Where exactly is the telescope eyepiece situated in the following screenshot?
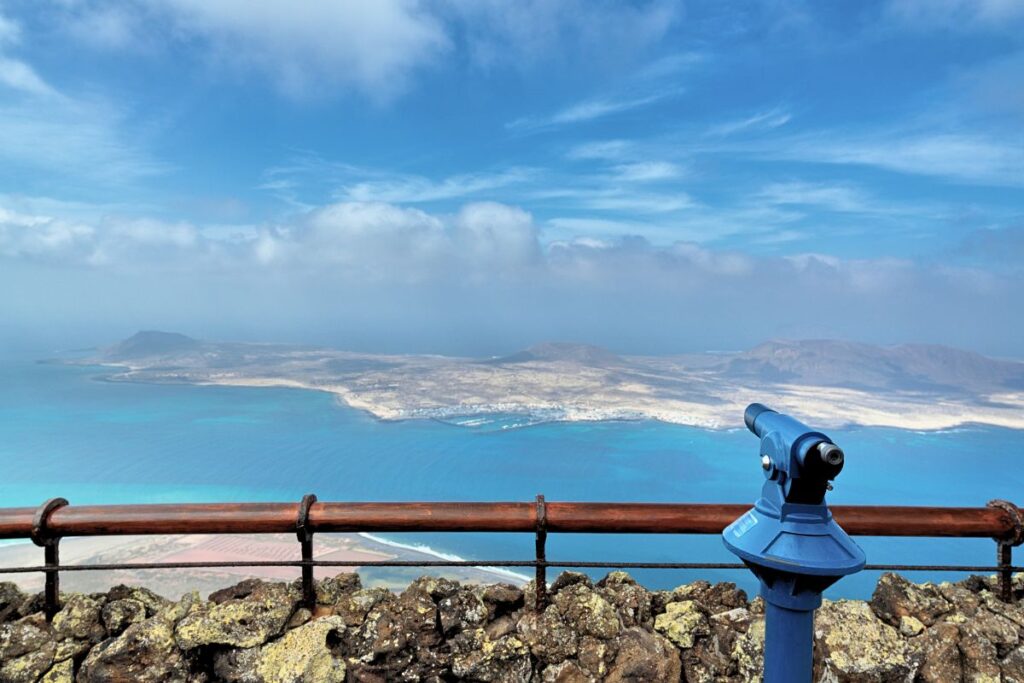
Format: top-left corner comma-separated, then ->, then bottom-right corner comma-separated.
744,403 -> 776,436
817,442 -> 844,467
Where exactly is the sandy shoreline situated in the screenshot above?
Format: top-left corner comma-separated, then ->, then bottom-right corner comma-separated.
205,375 -> 1024,432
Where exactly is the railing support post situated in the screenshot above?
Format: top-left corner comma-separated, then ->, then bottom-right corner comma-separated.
31,498 -> 69,621
988,499 -> 1022,603
535,494 -> 548,611
296,493 -> 317,610
997,542 -> 1013,603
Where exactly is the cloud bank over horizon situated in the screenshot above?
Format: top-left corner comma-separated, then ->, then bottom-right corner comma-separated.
2,195 -> 1019,357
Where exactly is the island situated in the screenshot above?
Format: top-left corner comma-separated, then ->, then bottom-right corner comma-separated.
65,331 -> 1024,432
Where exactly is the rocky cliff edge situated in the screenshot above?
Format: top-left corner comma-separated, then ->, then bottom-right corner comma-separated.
2,571 -> 1023,682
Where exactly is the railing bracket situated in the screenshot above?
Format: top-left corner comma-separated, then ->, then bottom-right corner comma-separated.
31,497 -> 69,621
535,494 -> 548,611
987,500 -> 1022,602
296,493 -> 317,609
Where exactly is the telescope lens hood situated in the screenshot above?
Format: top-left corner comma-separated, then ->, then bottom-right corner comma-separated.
744,403 -> 776,436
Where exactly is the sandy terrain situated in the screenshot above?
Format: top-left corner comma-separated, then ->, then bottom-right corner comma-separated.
0,532 -> 528,599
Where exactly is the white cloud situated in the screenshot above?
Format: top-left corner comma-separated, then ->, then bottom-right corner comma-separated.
0,10 -> 164,184
143,0 -> 450,99
0,96 -> 169,183
0,11 -> 57,97
453,201 -> 540,269
508,91 -> 678,131
0,206 -> 94,259
0,56 -> 57,96
0,11 -> 21,46
707,107 -> 791,137
611,161 -> 685,182
338,168 -> 535,204
758,182 -> 870,213
442,0 -> 680,70
566,140 -> 635,161
886,0 -> 1024,29
769,132 -> 1024,187
60,5 -> 148,51
47,1 -> 683,101
264,200 -> 540,282
531,186 -> 695,214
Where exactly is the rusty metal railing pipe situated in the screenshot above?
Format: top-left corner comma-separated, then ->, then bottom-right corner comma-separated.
0,501 -> 1018,541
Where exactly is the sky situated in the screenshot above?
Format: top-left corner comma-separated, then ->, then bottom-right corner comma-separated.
0,0 -> 1022,356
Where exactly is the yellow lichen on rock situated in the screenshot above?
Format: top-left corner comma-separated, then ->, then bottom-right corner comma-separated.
256,615 -> 347,683
40,658 -> 73,683
654,600 -> 709,649
815,600 -> 912,680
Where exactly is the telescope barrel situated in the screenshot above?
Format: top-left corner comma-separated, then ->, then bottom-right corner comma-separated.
744,402 -> 777,436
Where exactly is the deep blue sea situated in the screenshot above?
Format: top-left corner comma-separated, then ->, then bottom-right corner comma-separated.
2,356 -> 1022,599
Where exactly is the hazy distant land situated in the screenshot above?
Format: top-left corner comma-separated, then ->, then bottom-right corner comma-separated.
64,331 -> 1024,431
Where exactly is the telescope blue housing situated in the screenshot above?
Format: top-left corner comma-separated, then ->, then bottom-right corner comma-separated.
723,404 -> 865,681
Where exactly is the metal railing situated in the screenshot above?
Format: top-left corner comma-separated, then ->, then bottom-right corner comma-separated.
0,496 -> 1021,620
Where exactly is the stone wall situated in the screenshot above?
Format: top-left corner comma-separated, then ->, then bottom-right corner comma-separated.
1,570 -> 1022,682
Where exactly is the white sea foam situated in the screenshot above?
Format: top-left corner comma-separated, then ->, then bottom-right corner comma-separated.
358,533 -> 531,584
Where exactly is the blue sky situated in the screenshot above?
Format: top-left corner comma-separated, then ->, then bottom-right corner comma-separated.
0,0 -> 1022,355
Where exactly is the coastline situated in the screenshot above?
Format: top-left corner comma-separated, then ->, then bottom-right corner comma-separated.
186,373 -> 1024,433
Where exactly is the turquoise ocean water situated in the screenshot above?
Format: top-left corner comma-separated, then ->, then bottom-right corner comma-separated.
1,357 -> 1022,599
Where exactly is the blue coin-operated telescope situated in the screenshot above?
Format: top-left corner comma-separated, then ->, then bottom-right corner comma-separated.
723,403 -> 866,682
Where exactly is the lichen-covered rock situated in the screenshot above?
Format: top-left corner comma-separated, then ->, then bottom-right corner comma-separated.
898,614 -> 925,637
870,572 -> 951,627
681,605 -> 753,680
542,659 -> 592,682
575,635 -> 611,679
438,585 -> 487,635
551,571 -> 592,593
669,580 -> 748,616
39,657 -> 73,683
175,580 -> 297,649
52,637 -> 90,666
605,627 -> 680,682
960,621 -> 1003,682
78,613 -> 188,682
972,606 -> 1021,657
0,584 -> 25,624
338,579 -> 451,680
105,585 -> 169,617
1004,644 -> 1024,683
313,572 -> 361,606
0,614 -> 56,683
596,573 -> 652,628
212,645 -> 261,683
14,593 -> 44,621
2,572 -> 1021,682
451,633 -> 531,682
51,593 -> 105,643
517,606 -> 579,664
331,587 -> 394,627
101,599 -> 147,637
479,583 -> 523,621
653,599 -> 708,649
553,583 -> 622,640
732,615 -> 765,681
256,614 -> 347,683
937,580 -> 982,618
0,614 -> 53,661
814,599 -> 914,682
912,622 -> 962,683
